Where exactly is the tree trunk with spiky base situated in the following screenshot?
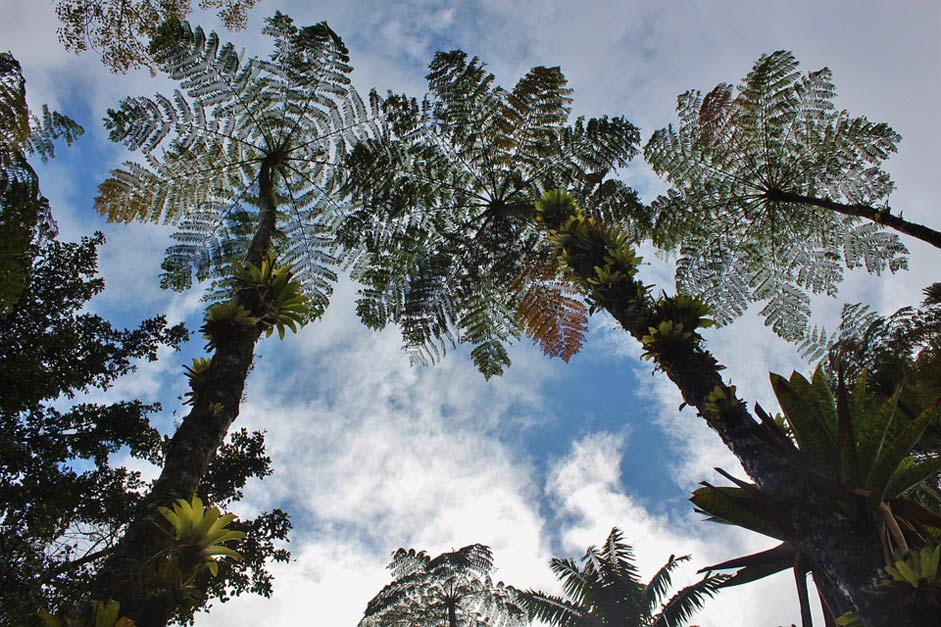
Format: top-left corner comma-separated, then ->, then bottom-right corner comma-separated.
88,15 -> 371,624
536,193 -> 936,627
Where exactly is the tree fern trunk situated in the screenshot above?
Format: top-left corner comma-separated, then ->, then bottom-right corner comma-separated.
766,189 -> 941,250
544,211 -> 936,627
447,600 -> 458,627
91,160 -> 280,626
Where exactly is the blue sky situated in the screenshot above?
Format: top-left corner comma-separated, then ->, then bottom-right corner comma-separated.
4,0 -> 940,625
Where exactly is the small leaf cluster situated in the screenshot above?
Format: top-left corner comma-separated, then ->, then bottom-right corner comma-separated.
199,255 -> 311,352
641,293 -> 716,362
158,496 -> 245,581
39,600 -> 135,627
884,544 -> 941,589
231,254 -> 311,339
183,357 -> 212,406
540,190 -> 644,315
200,300 -> 259,352
703,384 -> 742,417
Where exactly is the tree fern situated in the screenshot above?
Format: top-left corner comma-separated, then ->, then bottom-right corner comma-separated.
360,544 -> 526,627
340,51 -> 644,377
644,50 -> 935,343
90,16 -> 376,624
98,14 -> 377,312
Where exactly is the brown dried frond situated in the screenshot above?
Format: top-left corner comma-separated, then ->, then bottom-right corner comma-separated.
515,264 -> 589,362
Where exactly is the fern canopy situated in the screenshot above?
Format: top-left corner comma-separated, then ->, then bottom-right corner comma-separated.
96,13 -> 377,315
359,544 -> 526,627
520,528 -> 725,627
645,50 -> 908,343
55,0 -> 261,73
340,50 -> 645,377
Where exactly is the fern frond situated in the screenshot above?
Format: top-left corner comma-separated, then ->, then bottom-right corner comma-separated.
340,51 -> 642,376
516,266 -> 588,362
98,15 -> 378,309
645,50 -> 908,344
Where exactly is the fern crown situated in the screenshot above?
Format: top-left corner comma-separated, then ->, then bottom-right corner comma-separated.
340,50 -> 644,377
645,50 -> 907,343
96,13 -> 379,311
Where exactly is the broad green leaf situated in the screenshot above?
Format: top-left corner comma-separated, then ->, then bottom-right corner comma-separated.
770,372 -> 838,473
691,485 -> 782,539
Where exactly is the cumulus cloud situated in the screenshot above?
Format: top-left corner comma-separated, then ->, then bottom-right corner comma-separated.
196,284 -> 557,623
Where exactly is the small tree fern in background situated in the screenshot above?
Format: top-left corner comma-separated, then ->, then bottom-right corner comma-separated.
91,14 -> 373,625
360,544 -> 526,627
645,50 -> 940,343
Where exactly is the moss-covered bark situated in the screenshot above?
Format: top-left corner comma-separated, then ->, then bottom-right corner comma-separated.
92,160 -> 280,626
539,200 -> 935,627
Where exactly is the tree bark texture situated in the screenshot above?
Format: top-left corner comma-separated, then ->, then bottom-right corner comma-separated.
766,189 -> 941,251
91,160 -> 280,626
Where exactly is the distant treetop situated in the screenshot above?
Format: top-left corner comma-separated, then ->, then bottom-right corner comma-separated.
55,0 -> 262,73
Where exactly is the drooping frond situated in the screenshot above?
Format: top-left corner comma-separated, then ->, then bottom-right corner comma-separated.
0,53 -> 83,309
645,50 -> 908,343
515,263 -> 589,362
526,528 -> 717,626
645,554 -> 691,609
96,14 -> 378,309
649,573 -> 726,627
518,590 -> 587,627
340,50 -> 643,376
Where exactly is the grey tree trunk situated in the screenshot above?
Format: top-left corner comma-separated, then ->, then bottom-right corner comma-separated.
544,209 -> 935,627
91,159 -> 280,626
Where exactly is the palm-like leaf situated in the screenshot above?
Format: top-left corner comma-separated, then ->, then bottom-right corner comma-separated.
96,13 -> 378,311
645,50 -> 911,343
649,574 -> 725,627
340,51 -> 644,377
692,366 -> 941,625
360,544 -> 526,627
521,528 -> 723,626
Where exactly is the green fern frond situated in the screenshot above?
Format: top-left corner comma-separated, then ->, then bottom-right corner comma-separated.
340,52 -> 643,377
645,50 -> 907,344
97,15 -> 376,305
